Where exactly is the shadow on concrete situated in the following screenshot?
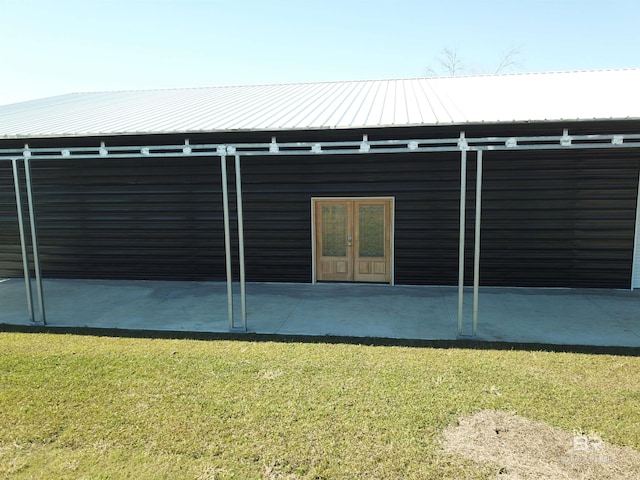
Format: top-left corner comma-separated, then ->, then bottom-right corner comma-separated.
1,323 -> 638,357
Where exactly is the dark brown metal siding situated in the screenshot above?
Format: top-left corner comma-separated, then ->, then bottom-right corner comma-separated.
240,150 -> 639,288
479,150 -> 639,288
24,157 -> 227,280
238,152 -> 462,284
0,121 -> 638,288
0,163 -> 22,276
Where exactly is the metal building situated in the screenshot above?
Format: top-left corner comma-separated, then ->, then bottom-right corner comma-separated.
1,69 -> 639,334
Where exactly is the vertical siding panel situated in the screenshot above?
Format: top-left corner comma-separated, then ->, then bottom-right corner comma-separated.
481,151 -> 639,288
26,156 -> 228,280
0,163 -> 24,276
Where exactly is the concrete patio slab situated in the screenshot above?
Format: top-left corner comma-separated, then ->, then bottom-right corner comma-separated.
1,278 -> 638,348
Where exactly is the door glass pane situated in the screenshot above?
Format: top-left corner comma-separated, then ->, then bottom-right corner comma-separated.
322,205 -> 347,256
359,205 -> 385,257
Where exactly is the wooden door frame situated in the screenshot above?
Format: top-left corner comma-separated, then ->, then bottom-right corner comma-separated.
311,197 -> 395,285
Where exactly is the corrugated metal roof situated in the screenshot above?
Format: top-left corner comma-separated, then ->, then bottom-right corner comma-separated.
1,69 -> 639,138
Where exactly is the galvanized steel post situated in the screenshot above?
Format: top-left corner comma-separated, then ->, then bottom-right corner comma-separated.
220,153 -> 234,329
234,154 -> 247,331
472,150 -> 483,336
457,135 -> 467,336
632,168 -> 640,290
23,156 -> 46,324
11,159 -> 35,322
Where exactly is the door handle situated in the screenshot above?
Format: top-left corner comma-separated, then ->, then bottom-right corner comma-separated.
347,235 -> 352,246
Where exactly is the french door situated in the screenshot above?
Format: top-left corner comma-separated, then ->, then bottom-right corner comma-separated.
313,198 -> 393,283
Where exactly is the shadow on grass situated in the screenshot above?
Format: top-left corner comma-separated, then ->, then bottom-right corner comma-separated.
1,323 -> 639,357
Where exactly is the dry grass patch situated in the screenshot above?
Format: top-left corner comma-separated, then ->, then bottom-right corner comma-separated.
443,410 -> 640,479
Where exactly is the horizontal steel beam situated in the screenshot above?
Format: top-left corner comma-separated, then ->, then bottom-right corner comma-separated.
1,131 -> 640,161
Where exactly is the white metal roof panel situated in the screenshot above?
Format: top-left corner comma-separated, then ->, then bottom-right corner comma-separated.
1,69 -> 639,138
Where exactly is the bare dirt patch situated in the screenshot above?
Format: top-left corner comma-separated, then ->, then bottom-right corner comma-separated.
442,410 -> 640,479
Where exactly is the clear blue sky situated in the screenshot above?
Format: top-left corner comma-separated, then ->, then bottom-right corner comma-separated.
1,0 -> 639,105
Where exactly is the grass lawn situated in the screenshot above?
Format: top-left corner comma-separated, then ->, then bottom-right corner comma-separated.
0,332 -> 638,479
